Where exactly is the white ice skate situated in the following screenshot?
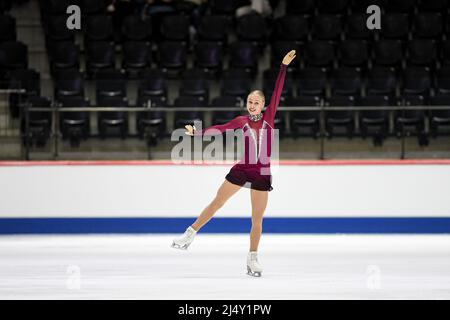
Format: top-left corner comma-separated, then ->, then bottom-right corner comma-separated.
246,251 -> 263,277
171,226 -> 197,250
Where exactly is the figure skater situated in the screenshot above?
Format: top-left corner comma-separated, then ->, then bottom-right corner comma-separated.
171,50 -> 296,277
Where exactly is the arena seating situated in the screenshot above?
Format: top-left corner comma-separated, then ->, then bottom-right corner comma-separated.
1,0 -> 450,148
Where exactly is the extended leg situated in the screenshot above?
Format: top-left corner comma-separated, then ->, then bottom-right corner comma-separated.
171,180 -> 241,250
247,189 -> 268,277
191,180 -> 241,231
250,189 -> 268,251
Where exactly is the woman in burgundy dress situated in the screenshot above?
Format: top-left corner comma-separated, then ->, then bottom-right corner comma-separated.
172,50 -> 296,277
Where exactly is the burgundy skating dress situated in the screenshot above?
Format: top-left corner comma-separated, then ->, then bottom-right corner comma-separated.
194,63 -> 287,191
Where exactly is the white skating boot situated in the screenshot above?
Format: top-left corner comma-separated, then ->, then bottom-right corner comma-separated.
171,226 -> 197,250
246,251 -> 263,277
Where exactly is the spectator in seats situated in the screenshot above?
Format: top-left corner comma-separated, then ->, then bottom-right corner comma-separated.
236,0 -> 274,18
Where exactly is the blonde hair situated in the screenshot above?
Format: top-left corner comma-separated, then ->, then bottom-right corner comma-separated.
248,90 -> 265,105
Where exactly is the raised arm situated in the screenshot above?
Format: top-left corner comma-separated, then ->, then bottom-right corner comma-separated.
265,50 -> 296,121
185,116 -> 245,137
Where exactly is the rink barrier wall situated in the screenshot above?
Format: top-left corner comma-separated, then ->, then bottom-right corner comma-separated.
1,159 -> 450,166
1,160 -> 450,234
0,217 -> 450,234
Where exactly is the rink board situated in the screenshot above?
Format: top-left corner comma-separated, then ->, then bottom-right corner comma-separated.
1,160 -> 450,234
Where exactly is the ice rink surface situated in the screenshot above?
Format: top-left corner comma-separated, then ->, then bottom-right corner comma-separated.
0,234 -> 449,300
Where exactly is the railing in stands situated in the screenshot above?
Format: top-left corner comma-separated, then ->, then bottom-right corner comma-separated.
0,88 -> 26,159
19,99 -> 450,161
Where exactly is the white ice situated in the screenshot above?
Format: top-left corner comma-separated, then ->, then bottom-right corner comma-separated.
0,234 -> 449,299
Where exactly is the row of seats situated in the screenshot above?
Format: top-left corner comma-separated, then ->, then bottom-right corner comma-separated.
41,11 -> 450,45
6,65 -> 450,110
274,13 -> 450,42
2,38 -> 450,80
44,39 -> 450,80
22,93 -> 450,148
39,0 -> 450,17
285,0 -> 450,14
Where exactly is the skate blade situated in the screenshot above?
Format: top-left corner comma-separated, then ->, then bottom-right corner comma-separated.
171,242 -> 189,250
246,266 -> 262,277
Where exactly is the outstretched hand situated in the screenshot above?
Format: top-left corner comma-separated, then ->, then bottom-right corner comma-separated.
282,50 -> 296,66
185,125 -> 195,136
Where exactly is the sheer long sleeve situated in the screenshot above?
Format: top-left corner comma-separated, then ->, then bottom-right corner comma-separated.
264,63 -> 287,121
193,116 -> 244,136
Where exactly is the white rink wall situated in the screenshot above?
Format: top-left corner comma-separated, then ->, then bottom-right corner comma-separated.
1,162 -> 450,218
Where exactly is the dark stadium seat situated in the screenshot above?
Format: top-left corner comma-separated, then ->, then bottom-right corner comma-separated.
312,14 -> 342,41
435,67 -> 450,95
330,67 -> 362,96
48,41 -> 80,74
429,95 -> 450,137
272,15 -> 308,44
229,41 -> 259,77
211,95 -> 242,125
284,96 -> 321,139
380,13 -> 409,40
121,15 -> 152,42
406,39 -> 437,68
365,66 -> 397,97
180,69 -> 210,101
80,0 -> 108,15
54,69 -> 85,100
0,14 -> 16,42
194,42 -> 223,77
208,0 -> 240,15
359,95 -> 393,145
372,40 -> 403,68
285,0 -> 315,16
160,15 -> 190,44
325,95 -> 356,139
263,68 -> 294,98
441,40 -> 450,66
395,95 -> 428,144
197,15 -> 229,46
136,96 -> 167,146
58,96 -> 91,147
21,96 -> 52,147
8,68 -> 40,118
304,40 -> 335,68
221,69 -> 252,99
317,0 -> 349,14
351,0 -> 386,13
236,12 -> 268,47
9,68 -> 40,96
402,66 -> 431,96
96,69 -> 127,104
174,95 -> 207,129
85,41 -> 115,78
412,13 -> 443,39
42,0 -> 72,15
385,0 -> 416,13
157,41 -> 187,77
85,15 -> 114,42
122,41 -> 152,78
137,69 -> 168,105
0,41 -> 28,71
296,67 -> 327,97
97,96 -> 129,139
418,0 -> 448,12
345,14 -> 374,41
44,15 -> 75,42
338,40 -> 369,69
0,0 -> 12,13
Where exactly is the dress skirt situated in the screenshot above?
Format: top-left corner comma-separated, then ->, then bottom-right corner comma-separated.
225,164 -> 273,191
